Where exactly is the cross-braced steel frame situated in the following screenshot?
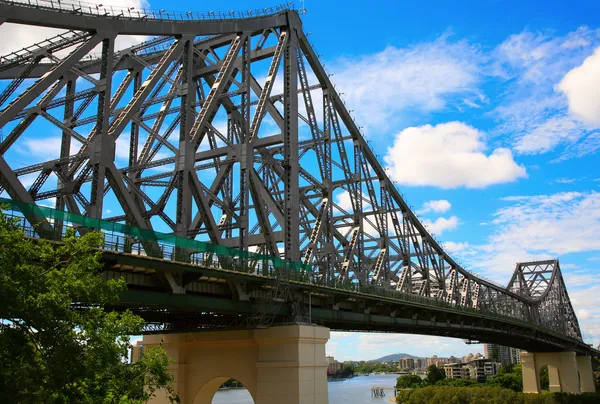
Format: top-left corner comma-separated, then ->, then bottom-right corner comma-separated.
0,0 -> 584,344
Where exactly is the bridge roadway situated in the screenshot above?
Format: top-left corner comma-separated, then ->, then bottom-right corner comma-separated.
105,248 -> 596,356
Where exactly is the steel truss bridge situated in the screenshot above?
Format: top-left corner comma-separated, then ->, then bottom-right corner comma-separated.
0,0 -> 596,356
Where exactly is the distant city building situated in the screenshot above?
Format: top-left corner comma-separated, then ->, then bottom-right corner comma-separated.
399,356 -> 415,370
326,356 -> 344,375
427,355 -> 449,367
446,359 -> 499,382
484,344 -> 520,366
444,363 -> 464,379
508,347 -> 521,365
415,357 -> 427,369
462,352 -> 483,363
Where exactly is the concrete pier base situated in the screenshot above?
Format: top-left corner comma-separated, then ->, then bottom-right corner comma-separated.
133,324 -> 330,404
521,351 -> 596,394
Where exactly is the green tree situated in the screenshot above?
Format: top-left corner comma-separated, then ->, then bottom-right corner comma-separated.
425,364 -> 446,385
486,364 -> 523,392
435,378 -> 479,387
486,372 -> 523,392
498,364 -> 515,374
539,366 -> 549,391
491,346 -> 500,362
0,211 -> 177,403
341,365 -> 355,378
396,374 -> 424,389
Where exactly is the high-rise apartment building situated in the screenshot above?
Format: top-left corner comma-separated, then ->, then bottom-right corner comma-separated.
399,356 -> 415,370
484,344 -> 520,366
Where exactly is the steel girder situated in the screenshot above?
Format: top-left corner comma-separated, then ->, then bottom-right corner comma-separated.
0,1 -> 584,344
507,260 -> 583,340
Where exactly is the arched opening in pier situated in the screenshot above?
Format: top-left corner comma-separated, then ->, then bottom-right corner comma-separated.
192,377 -> 254,404
539,365 -> 550,391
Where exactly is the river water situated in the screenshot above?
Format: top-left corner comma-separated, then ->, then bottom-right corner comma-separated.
212,374 -> 400,404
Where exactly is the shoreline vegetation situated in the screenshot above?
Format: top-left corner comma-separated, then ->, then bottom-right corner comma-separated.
395,364 -> 600,404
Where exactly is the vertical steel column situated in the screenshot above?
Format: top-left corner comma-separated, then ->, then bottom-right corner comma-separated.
176,37 -> 195,238
55,75 -> 76,233
380,183 -> 389,283
353,142 -> 363,282
224,114 -> 234,239
323,89 -> 333,282
88,36 -> 114,219
124,69 -> 143,253
238,35 -> 251,252
129,70 -> 142,177
283,29 -> 299,262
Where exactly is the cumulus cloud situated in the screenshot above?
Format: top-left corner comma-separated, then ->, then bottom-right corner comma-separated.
423,216 -> 459,235
384,122 -> 526,188
491,28 -> 600,159
452,191 -> 600,282
329,34 -> 483,131
0,0 -> 149,56
418,199 -> 451,214
443,241 -> 470,253
557,46 -> 600,126
513,116 -> 585,154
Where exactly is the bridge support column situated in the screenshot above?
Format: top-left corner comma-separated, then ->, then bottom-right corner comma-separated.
576,356 -> 596,393
521,351 -> 583,394
134,324 -> 330,404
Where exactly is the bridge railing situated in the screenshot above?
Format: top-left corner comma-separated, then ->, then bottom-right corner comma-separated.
0,0 -> 294,21
1,198 -> 309,273
0,198 -> 579,344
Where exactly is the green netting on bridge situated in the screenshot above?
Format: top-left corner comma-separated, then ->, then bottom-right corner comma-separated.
0,198 -> 310,272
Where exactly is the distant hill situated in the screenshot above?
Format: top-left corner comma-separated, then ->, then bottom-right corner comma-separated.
372,353 -> 417,362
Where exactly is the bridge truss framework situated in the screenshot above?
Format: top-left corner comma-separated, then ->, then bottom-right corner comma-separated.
0,0 -> 589,352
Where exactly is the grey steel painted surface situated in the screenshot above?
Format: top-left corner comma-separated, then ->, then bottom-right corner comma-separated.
0,0 -> 586,348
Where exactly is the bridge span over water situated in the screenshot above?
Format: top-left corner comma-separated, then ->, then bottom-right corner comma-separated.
0,0 -> 597,402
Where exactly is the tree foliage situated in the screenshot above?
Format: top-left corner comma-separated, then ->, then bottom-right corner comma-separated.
435,377 -> 479,387
491,346 -> 500,362
0,211 -> 177,403
426,365 -> 446,385
539,366 -> 550,391
486,364 -> 523,392
396,386 -> 600,404
396,374 -> 424,389
486,372 -> 523,392
347,361 -> 398,374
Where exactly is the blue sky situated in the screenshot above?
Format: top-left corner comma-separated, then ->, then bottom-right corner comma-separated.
1,0 -> 600,361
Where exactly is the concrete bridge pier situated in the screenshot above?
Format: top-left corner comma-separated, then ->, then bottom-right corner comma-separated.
132,324 -> 330,404
521,351 -> 596,394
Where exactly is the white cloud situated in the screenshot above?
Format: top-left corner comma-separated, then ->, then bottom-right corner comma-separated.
423,216 -> 458,236
334,190 -> 358,213
0,0 -> 149,56
452,191 -> 600,282
443,241 -> 470,253
18,136 -> 64,161
494,28 -> 600,84
557,46 -> 600,126
513,116 -> 585,154
418,199 -> 451,214
491,28 -> 600,159
490,192 -> 600,255
384,122 -> 526,188
568,285 -> 600,343
330,34 -> 483,131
